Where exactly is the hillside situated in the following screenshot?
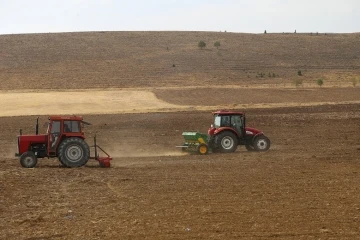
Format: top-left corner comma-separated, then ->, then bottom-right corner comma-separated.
0,31 -> 359,90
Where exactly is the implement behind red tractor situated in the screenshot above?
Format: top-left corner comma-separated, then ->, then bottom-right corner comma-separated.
179,110 -> 271,154
15,116 -> 112,168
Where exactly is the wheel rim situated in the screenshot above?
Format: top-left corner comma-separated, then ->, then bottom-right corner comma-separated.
24,156 -> 34,166
256,139 -> 268,150
65,145 -> 83,162
221,136 -> 234,149
199,145 -> 207,154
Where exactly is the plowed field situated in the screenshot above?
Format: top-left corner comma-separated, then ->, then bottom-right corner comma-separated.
1,31 -> 360,239
1,87 -> 360,240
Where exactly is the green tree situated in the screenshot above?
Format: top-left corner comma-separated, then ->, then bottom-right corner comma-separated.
298,70 -> 302,76
317,79 -> 324,87
198,41 -> 206,49
214,41 -> 221,49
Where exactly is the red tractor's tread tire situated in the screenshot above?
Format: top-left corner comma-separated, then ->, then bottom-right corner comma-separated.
20,151 -> 38,168
58,138 -> 90,168
58,155 -> 66,167
253,135 -> 271,151
215,131 -> 239,153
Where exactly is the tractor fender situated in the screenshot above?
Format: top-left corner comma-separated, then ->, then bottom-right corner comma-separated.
214,127 -> 240,137
58,135 -> 86,144
56,136 -> 84,154
250,132 -> 264,144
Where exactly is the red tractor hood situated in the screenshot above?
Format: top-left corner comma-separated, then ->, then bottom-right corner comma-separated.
245,127 -> 262,136
19,134 -> 47,142
18,134 -> 47,155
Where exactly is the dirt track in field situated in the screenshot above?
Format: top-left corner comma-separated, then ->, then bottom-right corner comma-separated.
1,87 -> 360,239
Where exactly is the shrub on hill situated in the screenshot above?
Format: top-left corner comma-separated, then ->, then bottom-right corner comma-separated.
198,41 -> 206,49
317,79 -> 324,87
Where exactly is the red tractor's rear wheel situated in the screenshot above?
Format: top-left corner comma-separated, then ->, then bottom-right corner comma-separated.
215,132 -> 238,153
20,151 -> 38,168
58,138 -> 90,167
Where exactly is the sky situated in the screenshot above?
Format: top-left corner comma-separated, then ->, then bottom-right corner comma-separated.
0,0 -> 359,35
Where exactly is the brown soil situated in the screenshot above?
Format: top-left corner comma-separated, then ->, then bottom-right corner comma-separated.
154,87 -> 360,106
1,31 -> 360,239
1,93 -> 360,239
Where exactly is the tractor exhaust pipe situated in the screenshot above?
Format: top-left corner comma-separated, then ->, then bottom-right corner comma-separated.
35,117 -> 39,135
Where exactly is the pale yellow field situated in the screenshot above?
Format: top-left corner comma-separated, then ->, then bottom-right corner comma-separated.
1,86 -> 360,117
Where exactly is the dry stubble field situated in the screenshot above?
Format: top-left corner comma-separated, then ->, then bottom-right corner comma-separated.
0,31 -> 360,239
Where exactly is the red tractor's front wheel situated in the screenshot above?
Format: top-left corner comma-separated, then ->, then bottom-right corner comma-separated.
20,151 -> 38,168
58,138 -> 90,167
253,135 -> 271,151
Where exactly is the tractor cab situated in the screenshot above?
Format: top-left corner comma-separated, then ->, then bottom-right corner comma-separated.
210,111 -> 246,137
46,116 -> 87,155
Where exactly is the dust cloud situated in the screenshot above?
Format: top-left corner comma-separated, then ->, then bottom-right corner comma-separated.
104,144 -> 188,158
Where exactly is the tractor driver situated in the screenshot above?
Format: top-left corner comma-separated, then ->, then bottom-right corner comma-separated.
64,123 -> 71,132
222,116 -> 231,127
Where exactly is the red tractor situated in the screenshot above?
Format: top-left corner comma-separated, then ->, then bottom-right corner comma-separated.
208,110 -> 270,153
15,116 -> 112,168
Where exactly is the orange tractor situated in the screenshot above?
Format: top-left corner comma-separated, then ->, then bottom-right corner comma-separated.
15,116 -> 112,168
